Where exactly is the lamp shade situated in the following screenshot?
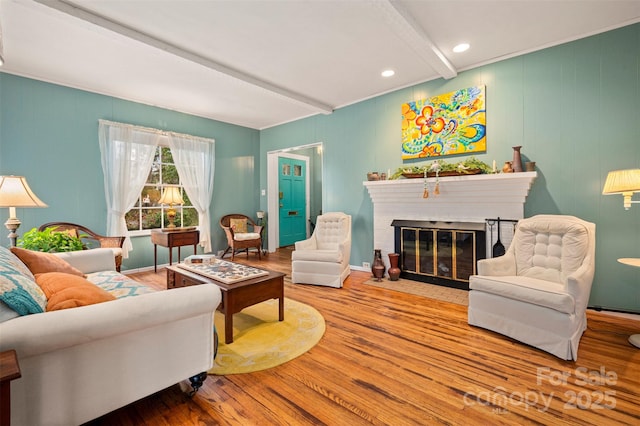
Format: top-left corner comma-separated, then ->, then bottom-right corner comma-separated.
0,176 -> 48,208
158,186 -> 184,205
602,169 -> 640,195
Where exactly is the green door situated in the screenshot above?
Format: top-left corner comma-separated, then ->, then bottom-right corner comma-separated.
278,157 -> 307,247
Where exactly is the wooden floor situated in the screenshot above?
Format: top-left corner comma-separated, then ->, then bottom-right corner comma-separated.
86,247 -> 640,425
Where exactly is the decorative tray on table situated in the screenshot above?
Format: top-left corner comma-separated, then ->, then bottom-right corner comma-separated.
177,258 -> 268,284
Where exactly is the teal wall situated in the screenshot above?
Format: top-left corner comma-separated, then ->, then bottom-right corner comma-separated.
0,73 -> 261,271
260,24 -> 640,312
294,146 -> 323,224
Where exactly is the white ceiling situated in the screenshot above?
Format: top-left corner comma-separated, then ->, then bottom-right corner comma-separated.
2,0 -> 640,130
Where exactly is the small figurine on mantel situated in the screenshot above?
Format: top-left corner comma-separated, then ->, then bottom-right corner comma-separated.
502,161 -> 514,173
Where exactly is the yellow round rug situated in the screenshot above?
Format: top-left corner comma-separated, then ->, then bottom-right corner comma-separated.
209,298 -> 325,375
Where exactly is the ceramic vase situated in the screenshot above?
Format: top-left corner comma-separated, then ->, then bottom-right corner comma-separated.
388,253 -> 401,281
372,249 -> 385,282
512,146 -> 523,172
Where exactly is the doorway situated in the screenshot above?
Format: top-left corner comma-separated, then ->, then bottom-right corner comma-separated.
267,143 -> 323,252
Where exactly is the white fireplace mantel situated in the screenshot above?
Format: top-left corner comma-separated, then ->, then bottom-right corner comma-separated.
364,171 -> 537,266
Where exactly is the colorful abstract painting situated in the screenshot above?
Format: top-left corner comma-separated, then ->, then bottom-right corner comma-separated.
401,86 -> 486,159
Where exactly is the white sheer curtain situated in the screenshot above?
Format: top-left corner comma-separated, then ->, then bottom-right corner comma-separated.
99,120 -> 160,258
168,133 -> 215,253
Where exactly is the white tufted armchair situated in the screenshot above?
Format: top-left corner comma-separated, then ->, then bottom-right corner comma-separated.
468,215 -> 596,360
291,212 -> 352,288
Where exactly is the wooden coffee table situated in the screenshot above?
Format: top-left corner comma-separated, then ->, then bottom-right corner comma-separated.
166,264 -> 285,344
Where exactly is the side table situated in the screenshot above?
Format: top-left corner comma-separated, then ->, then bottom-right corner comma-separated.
0,350 -> 21,426
151,229 -> 199,273
617,258 -> 640,348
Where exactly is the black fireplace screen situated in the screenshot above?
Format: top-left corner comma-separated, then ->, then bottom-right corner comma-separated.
392,220 -> 486,290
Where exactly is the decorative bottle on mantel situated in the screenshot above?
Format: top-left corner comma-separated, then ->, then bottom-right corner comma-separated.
372,249 -> 385,282
512,146 -> 523,172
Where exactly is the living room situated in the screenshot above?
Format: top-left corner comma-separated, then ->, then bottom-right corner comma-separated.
0,1 -> 639,425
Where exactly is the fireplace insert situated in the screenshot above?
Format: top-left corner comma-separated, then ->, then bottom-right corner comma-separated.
391,220 -> 486,290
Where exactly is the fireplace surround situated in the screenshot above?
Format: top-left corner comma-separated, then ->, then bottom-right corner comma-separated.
364,172 -> 537,287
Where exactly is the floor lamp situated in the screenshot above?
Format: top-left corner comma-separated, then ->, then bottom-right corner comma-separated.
602,168 -> 640,348
0,176 -> 48,247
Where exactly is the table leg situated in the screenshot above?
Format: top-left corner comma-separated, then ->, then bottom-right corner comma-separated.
0,380 -> 11,426
225,310 -> 233,344
154,244 -> 158,273
279,296 -> 284,322
177,247 -> 181,264
169,247 -> 173,266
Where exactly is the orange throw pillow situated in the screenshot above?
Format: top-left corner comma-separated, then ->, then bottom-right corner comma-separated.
10,247 -> 84,277
35,272 -> 116,311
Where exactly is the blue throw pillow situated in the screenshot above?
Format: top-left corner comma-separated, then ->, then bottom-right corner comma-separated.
0,246 -> 46,315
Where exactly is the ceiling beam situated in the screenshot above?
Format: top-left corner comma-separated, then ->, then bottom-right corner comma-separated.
378,0 -> 457,80
34,0 -> 335,114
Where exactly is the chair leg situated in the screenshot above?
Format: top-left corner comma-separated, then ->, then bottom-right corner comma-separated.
256,245 -> 261,260
222,246 -> 231,259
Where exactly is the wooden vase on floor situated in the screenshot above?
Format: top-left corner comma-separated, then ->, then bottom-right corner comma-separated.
372,249 -> 385,282
388,253 -> 401,281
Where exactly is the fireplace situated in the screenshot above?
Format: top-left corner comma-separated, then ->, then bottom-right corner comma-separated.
363,171 -> 536,286
392,220 -> 485,290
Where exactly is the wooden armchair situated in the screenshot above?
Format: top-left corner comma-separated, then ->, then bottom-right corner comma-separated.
38,222 -> 126,271
219,214 -> 262,260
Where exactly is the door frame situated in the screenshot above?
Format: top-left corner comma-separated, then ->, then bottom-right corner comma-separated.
267,142 -> 323,252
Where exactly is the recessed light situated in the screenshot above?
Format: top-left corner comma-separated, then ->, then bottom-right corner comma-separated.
453,43 -> 470,53
381,69 -> 395,78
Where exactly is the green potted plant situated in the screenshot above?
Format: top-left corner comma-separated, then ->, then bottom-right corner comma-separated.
18,226 -> 85,252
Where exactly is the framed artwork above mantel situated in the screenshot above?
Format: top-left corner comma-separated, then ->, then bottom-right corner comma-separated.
401,85 -> 486,160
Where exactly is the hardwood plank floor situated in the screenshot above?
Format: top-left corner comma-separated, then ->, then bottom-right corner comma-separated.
85,247 -> 640,425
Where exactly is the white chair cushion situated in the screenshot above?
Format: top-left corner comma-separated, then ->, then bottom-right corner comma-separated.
292,249 -> 343,263
314,214 -> 350,250
234,232 -> 260,241
470,275 -> 575,314
514,218 -> 589,284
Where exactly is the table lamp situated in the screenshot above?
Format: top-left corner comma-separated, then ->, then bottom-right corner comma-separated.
158,186 -> 184,229
0,176 -> 48,246
602,169 -> 640,210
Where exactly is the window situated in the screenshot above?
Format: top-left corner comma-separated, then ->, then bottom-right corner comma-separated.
125,146 -> 199,234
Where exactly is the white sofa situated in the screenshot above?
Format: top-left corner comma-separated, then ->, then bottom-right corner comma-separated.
0,247 -> 221,425
291,212 -> 352,288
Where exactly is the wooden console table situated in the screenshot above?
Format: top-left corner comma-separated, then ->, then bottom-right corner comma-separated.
0,350 -> 21,426
151,229 -> 199,273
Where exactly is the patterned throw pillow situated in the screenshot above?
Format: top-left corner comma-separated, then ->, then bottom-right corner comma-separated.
86,270 -> 155,298
230,218 -> 248,233
0,246 -> 47,315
